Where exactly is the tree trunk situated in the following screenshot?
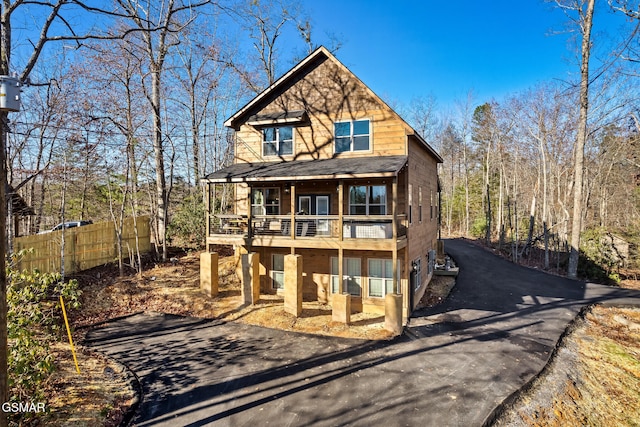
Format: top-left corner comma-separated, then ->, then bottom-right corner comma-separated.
0,2 -> 10,419
151,64 -> 169,261
568,0 -> 595,279
522,192 -> 536,257
486,184 -> 491,245
0,111 -> 8,427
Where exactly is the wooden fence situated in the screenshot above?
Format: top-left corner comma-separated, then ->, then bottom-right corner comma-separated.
13,216 -> 151,275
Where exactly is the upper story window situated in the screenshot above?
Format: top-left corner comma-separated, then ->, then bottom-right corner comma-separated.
334,119 -> 370,153
263,126 -> 293,156
252,188 -> 280,215
349,185 -> 386,215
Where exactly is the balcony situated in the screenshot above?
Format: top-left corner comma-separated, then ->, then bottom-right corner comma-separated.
208,214 -> 407,249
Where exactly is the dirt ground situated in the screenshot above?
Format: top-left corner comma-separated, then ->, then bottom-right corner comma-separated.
37,248 -> 640,427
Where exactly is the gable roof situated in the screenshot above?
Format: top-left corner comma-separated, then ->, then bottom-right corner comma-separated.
203,155 -> 408,183
224,46 -> 443,163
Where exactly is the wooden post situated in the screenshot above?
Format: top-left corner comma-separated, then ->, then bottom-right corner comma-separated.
392,177 -> 398,294
290,183 -> 296,241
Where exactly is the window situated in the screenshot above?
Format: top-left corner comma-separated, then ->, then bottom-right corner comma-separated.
331,257 -> 362,296
271,254 -> 285,290
408,184 -> 413,225
368,259 -> 393,298
412,257 -> 422,291
263,126 -> 293,156
428,250 -> 436,275
349,185 -> 386,215
419,187 -> 423,223
334,119 -> 370,153
251,188 -> 280,215
430,190 -> 434,220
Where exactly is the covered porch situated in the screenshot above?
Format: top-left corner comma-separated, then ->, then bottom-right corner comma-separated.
203,155 -> 409,251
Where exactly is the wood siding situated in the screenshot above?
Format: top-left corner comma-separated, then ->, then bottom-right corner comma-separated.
406,136 -> 440,306
234,58 -> 410,163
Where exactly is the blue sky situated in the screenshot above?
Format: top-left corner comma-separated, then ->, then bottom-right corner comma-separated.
299,0 -> 627,110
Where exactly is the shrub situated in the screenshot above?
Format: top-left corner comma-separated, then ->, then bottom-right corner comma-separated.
471,216 -> 488,239
167,195 -> 205,249
6,249 -> 82,422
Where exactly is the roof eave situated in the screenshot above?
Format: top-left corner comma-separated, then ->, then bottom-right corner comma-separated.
203,171 -> 401,184
224,46 -> 331,130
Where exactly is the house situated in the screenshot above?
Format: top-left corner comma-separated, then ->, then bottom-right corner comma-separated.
202,46 -> 443,329
6,184 -> 35,238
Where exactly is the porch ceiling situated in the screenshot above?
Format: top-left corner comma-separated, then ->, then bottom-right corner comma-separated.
202,155 -> 408,183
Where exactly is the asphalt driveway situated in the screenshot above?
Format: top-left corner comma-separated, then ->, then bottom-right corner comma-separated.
84,239 -> 640,427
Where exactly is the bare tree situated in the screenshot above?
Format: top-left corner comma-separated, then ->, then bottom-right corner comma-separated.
116,0 -> 210,261
557,0 -> 596,278
0,1 -> 201,421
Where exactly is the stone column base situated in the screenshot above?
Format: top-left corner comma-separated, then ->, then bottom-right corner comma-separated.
284,254 -> 303,317
385,293 -> 403,335
332,293 -> 351,324
241,252 -> 260,304
200,252 -> 219,297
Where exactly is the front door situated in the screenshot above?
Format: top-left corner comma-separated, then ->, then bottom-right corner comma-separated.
298,195 -> 330,236
316,195 -> 329,235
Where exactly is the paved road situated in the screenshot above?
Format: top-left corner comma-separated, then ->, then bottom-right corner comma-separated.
84,239 -> 640,427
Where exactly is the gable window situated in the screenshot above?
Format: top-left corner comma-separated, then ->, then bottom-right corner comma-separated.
335,119 -> 370,153
251,188 -> 280,215
349,185 -> 386,215
263,126 -> 293,156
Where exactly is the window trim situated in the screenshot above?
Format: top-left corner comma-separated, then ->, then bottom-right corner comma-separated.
262,126 -> 294,157
330,256 -> 362,296
348,185 -> 387,215
334,119 -> 371,153
419,187 -> 423,223
408,184 -> 413,225
271,253 -> 285,290
367,258 -> 393,298
412,257 -> 422,291
251,187 -> 280,216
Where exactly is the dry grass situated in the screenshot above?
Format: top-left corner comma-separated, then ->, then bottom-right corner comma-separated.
36,343 -> 137,427
495,306 -> 640,426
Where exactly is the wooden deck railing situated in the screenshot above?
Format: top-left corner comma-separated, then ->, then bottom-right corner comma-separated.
209,214 -> 408,240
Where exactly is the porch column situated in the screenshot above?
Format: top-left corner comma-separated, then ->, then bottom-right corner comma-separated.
338,179 -> 344,243
284,254 -> 303,316
385,175 -> 402,335
241,252 -> 260,304
200,251 -> 219,297
392,176 -> 398,293
290,182 -> 296,241
205,182 -> 211,237
247,185 -> 253,239
333,180 -> 349,323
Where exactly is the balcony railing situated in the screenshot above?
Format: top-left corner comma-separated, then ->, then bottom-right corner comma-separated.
210,214 -> 408,240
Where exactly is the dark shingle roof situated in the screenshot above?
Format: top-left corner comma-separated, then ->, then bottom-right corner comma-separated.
202,155 -> 407,183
